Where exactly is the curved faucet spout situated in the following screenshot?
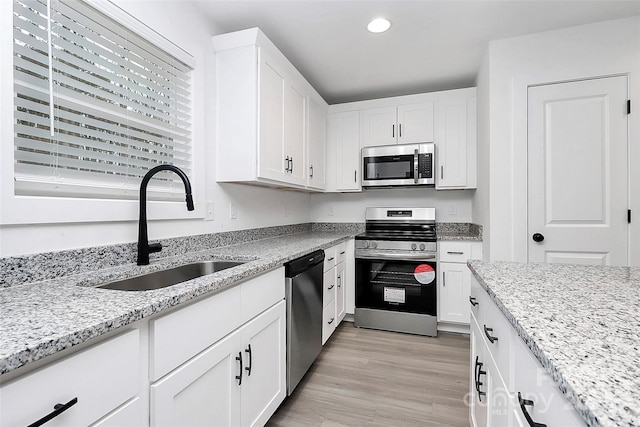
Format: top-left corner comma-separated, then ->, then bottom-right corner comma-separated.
138,165 -> 194,265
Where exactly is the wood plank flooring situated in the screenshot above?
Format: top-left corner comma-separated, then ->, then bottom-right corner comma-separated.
267,322 -> 470,427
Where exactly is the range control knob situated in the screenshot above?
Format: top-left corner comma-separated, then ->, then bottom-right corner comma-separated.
419,243 -> 426,251
363,241 -> 370,248
370,241 -> 378,249
411,243 -> 417,251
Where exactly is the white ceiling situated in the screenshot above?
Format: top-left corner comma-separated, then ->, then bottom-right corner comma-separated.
190,1 -> 640,104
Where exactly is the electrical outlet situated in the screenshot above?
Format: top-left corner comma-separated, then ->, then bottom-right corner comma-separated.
284,203 -> 289,217
229,202 -> 238,219
205,201 -> 214,221
328,206 -> 334,216
448,205 -> 457,216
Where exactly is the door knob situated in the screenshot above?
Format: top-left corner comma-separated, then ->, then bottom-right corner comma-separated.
532,233 -> 545,243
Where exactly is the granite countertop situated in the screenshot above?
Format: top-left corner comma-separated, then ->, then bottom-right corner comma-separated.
436,222 -> 483,241
0,231 -> 354,377
467,260 -> 640,427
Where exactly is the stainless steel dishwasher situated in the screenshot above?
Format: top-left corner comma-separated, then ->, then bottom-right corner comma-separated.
285,249 -> 325,395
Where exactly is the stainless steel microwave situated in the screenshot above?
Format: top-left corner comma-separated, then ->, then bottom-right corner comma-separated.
361,143 -> 435,188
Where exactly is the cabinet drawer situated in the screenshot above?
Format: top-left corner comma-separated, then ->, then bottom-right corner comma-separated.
335,242 -> 347,264
439,241 -> 472,263
0,329 -> 140,427
322,303 -> 337,344
240,267 -> 285,324
324,246 -> 337,272
512,334 -> 584,426
323,268 -> 336,308
471,276 -> 513,388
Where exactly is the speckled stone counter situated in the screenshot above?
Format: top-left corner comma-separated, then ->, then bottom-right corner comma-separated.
436,222 -> 482,241
467,260 -> 640,427
0,231 -> 355,377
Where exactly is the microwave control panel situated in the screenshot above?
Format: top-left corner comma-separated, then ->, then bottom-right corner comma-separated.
418,154 -> 433,178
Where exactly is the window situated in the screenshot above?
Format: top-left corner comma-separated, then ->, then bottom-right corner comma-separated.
13,0 -> 193,200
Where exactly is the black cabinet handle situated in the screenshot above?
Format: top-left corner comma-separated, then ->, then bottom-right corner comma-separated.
518,392 -> 547,427
309,165 -> 314,178
532,233 -> 544,243
469,296 -> 479,307
399,123 -> 402,138
484,325 -> 499,343
245,344 -> 252,376
447,251 -> 464,255
392,124 -> 395,138
442,271 -> 446,287
235,351 -> 243,385
474,356 -> 486,402
27,397 -> 78,427
290,157 -> 294,173
328,317 -> 335,325
327,257 -> 335,262
284,156 -> 290,172
328,284 -> 335,290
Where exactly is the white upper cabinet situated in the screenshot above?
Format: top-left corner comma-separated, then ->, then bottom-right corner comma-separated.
326,111 -> 361,192
307,96 -> 327,190
360,102 -> 434,147
213,28 -> 327,190
435,88 -> 477,189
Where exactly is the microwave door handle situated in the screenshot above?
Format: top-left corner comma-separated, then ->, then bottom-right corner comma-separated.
414,149 -> 419,183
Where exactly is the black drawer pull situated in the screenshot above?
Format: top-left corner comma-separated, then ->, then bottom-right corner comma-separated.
469,296 -> 479,306
447,251 -> 464,255
28,397 -> 78,427
474,356 -> 486,402
484,325 -> 498,343
235,351 -> 243,385
245,344 -> 252,376
328,317 -> 335,325
327,257 -> 335,262
518,392 -> 547,427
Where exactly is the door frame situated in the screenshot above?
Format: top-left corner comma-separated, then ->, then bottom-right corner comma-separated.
511,72 -> 631,265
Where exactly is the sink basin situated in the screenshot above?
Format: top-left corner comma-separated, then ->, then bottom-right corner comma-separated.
97,261 -> 245,291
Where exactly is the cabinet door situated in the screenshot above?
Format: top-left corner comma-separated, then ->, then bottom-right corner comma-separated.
284,79 -> 306,186
436,95 -> 469,188
397,102 -> 434,144
335,261 -> 346,323
438,262 -> 471,324
258,50 -> 286,182
470,316 -> 488,427
307,97 -> 326,190
151,331 -> 241,427
240,301 -> 286,427
360,106 -> 397,146
334,111 -> 361,191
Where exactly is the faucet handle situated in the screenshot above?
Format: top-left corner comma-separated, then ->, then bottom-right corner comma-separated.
148,242 -> 162,253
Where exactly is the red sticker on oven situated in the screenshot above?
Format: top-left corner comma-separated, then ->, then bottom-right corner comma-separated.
414,264 -> 435,284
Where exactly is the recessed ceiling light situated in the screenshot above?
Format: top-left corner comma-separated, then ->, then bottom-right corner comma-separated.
367,18 -> 391,34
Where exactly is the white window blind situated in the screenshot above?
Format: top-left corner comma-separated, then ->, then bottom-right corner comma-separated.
13,0 -> 193,199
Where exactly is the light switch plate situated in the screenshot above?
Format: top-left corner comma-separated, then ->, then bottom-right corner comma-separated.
229,202 -> 238,219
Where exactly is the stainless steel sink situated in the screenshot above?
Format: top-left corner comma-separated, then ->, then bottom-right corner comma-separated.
97,260 -> 245,291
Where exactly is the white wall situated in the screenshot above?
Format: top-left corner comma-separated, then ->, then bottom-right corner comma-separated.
472,50 -> 491,260
480,15 -> 640,265
0,0 -> 310,257
310,189 -> 473,223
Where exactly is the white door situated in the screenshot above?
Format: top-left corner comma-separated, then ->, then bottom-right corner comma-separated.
360,106 -> 397,146
240,301 -> 286,427
284,80 -> 306,186
150,331 -> 241,427
438,262 -> 470,324
436,96 -> 468,188
335,261 -> 346,323
258,50 -> 285,182
307,97 -> 326,189
397,102 -> 434,144
334,111 -> 361,191
527,76 -> 628,265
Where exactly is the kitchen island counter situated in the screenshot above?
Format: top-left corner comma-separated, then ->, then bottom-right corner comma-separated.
467,260 -> 640,427
0,231 -> 354,377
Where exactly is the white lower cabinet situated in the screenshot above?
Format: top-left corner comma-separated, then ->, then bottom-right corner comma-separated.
322,241 -> 350,344
0,329 -> 142,427
151,301 -> 286,427
437,240 -> 482,328
470,275 -> 584,427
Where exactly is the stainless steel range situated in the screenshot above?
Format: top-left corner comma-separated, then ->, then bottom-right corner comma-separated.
354,207 -> 438,336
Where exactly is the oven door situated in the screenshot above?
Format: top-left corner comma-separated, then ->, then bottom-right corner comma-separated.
355,255 -> 437,316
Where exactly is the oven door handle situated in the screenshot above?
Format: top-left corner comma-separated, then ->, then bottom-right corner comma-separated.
356,251 -> 436,261
414,149 -> 419,183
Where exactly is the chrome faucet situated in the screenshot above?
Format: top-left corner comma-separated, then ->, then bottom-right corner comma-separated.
137,165 -> 194,265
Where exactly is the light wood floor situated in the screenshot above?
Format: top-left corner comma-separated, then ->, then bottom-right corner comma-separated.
267,322 -> 470,427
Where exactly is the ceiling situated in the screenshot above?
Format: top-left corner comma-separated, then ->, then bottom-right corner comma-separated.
190,1 -> 640,104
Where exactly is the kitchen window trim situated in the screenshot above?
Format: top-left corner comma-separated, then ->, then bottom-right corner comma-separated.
1,0 -> 203,225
